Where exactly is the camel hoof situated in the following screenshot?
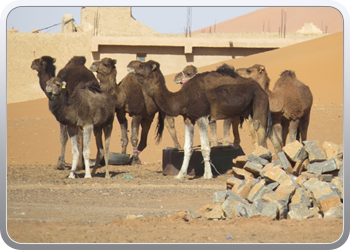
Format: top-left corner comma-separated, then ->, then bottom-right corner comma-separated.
105,173 -> 111,178
55,160 -> 66,170
131,157 -> 142,165
68,173 -> 76,179
223,141 -> 230,146
203,173 -> 213,179
175,173 -> 186,180
84,175 -> 92,179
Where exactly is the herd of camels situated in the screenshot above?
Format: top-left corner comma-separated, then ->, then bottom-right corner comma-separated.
31,55 -> 313,180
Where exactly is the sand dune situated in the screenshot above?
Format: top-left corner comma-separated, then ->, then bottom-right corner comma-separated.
193,7 -> 343,34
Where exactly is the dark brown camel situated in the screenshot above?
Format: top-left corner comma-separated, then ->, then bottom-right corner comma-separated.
31,56 -> 97,170
128,60 -> 271,180
46,77 -> 115,178
236,64 -> 313,149
174,64 -> 242,147
90,58 -> 181,164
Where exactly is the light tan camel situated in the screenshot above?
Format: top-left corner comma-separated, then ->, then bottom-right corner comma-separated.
236,64 -> 313,150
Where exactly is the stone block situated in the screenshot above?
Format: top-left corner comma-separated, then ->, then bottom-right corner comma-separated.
243,161 -> 263,176
226,177 -> 243,190
291,187 -> 312,207
292,159 -> 306,176
317,193 -> 342,214
226,190 -> 249,203
232,155 -> 248,168
331,177 -> 343,200
205,203 -> 224,220
287,203 -> 314,220
275,184 -> 296,203
255,200 -> 278,219
266,182 -> 279,191
251,146 -> 272,160
295,174 -> 308,186
302,178 -> 333,201
231,167 -> 255,180
328,183 -> 343,200
247,154 -> 270,166
263,166 -> 289,184
213,190 -> 228,204
323,204 -> 343,219
260,162 -> 280,177
247,179 -> 266,202
279,175 -> 295,186
233,203 -> 250,218
307,158 -> 337,174
275,199 -> 289,219
244,203 -> 260,218
338,163 -> 343,185
318,174 -> 333,182
278,152 -> 293,174
222,196 -> 241,219
322,141 -> 343,163
303,141 -> 326,163
232,179 -> 255,200
283,141 -> 308,162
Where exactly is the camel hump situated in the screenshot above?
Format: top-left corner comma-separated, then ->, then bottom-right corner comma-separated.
280,70 -> 296,79
216,64 -> 237,78
41,56 -> 56,64
80,80 -> 102,94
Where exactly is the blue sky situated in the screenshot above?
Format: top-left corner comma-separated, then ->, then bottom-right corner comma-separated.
6,6 -> 263,34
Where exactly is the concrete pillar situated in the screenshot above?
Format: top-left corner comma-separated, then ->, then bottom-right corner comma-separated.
62,14 -> 74,33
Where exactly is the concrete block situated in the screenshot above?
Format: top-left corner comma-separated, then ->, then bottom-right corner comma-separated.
303,141 -> 326,163
291,187 -> 312,207
283,141 -> 308,162
226,190 -> 249,204
247,179 -> 266,202
318,174 -> 333,182
317,193 -> 342,214
247,154 -> 270,166
331,177 -> 343,200
243,161 -> 263,176
328,183 -> 343,200
222,196 -> 241,219
255,200 -> 278,219
322,141 -> 343,162
234,203 -> 250,218
274,184 -> 296,203
251,146 -> 272,160
302,178 -> 334,201
244,203 -> 260,218
260,162 -> 280,177
307,158 -> 337,174
278,152 -> 293,174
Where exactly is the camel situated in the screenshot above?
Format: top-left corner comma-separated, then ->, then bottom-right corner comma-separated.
128,60 -> 271,180
174,64 -> 243,147
31,56 -> 97,170
90,58 -> 181,164
45,77 -> 115,178
236,64 -> 313,149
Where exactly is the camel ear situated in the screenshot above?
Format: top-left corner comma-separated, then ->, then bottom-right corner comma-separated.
112,59 -> 117,65
53,58 -> 56,63
259,66 -> 265,73
151,63 -> 158,71
62,81 -> 67,89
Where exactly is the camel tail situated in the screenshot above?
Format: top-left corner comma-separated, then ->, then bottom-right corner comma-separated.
266,108 -> 272,140
155,111 -> 165,144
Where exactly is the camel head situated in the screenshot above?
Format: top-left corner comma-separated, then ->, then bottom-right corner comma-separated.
174,65 -> 198,86
127,60 -> 160,83
236,64 -> 270,91
90,57 -> 117,76
31,56 -> 56,72
46,77 -> 66,97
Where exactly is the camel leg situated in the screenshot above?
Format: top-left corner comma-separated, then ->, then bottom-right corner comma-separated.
67,125 -> 79,179
136,116 -> 153,152
164,116 -> 181,148
247,116 -> 259,149
103,122 -> 113,178
116,110 -> 128,155
209,120 -> 218,147
131,115 -> 142,165
281,118 -> 289,146
231,117 -> 241,147
91,127 -> 103,177
289,119 -> 300,143
197,116 -> 213,179
76,129 -> 85,171
82,124 -> 94,178
175,118 -> 194,180
299,113 -> 311,142
222,119 -> 232,146
56,123 -> 68,170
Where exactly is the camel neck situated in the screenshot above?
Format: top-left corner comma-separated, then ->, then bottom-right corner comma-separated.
48,89 -> 75,125
39,71 -> 55,97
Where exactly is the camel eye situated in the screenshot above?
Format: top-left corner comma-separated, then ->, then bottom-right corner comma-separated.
247,69 -> 251,74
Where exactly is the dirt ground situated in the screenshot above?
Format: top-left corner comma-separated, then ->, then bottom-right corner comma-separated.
6,102 -> 344,244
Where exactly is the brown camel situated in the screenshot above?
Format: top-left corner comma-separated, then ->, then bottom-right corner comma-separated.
46,77 -> 115,178
236,64 -> 313,149
31,56 -> 97,170
90,58 -> 181,164
128,60 -> 271,180
174,64 -> 243,147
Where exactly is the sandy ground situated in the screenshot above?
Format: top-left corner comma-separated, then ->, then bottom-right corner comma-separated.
6,31 -> 344,245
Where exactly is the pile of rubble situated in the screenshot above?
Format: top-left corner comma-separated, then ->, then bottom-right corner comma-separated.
200,140 -> 343,221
